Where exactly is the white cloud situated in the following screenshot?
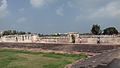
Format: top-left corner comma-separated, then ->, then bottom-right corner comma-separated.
30,0 -> 44,8
89,1 -> 120,18
56,6 -> 64,16
17,17 -> 27,23
30,0 -> 57,8
0,0 -> 8,18
75,1 -> 120,21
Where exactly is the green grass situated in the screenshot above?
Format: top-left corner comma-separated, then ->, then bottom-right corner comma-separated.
0,49 -> 87,68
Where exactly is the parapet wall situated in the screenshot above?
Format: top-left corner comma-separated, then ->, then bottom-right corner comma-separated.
0,43 -> 120,53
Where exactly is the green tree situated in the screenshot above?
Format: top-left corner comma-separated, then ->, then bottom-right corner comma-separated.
103,27 -> 118,35
2,30 -> 12,36
18,31 -> 26,35
38,34 -> 44,37
27,32 -> 31,34
12,30 -> 17,35
71,34 -> 75,43
91,24 -> 101,35
2,30 -> 27,36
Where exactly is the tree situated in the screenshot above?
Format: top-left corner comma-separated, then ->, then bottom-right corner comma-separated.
12,30 -> 17,35
18,31 -> 26,35
71,34 -> 75,43
103,27 -> 118,35
38,34 -> 44,37
91,24 -> 101,35
27,32 -> 31,34
2,30 -> 12,36
2,30 -> 27,36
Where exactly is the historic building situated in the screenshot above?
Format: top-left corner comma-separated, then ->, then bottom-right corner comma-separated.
0,32 -> 120,44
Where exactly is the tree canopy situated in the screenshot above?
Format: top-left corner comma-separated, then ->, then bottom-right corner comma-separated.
103,27 -> 118,35
2,30 -> 28,36
91,24 -> 101,35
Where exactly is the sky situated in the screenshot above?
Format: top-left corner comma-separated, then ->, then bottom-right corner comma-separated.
0,0 -> 120,34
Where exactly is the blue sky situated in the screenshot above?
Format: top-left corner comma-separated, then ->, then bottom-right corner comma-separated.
0,0 -> 120,34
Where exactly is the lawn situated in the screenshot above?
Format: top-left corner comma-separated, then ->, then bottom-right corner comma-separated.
0,49 -> 87,68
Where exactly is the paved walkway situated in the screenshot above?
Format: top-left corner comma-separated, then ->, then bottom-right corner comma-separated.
69,49 -> 120,68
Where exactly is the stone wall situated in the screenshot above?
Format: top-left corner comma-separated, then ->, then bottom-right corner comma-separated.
78,37 -> 120,44
0,34 -> 120,44
40,36 -> 69,43
0,34 -> 40,43
78,35 -> 120,44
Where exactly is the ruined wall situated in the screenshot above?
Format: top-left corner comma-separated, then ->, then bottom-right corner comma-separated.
40,36 -> 69,43
0,34 -> 40,43
1,34 -> 120,44
81,37 -> 120,44
79,35 -> 120,44
100,37 -> 120,44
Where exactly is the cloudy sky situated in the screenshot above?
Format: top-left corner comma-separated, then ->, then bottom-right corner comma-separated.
0,0 -> 120,34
